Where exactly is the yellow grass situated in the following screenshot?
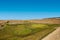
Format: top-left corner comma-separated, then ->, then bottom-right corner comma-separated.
31,24 -> 47,28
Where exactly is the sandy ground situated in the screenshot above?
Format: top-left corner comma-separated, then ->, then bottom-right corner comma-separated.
42,27 -> 60,40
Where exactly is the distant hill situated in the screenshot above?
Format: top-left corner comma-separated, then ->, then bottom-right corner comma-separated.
30,17 -> 60,24
0,17 -> 60,25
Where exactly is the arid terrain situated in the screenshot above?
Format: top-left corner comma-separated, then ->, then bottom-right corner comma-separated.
0,17 -> 60,24
0,17 -> 60,40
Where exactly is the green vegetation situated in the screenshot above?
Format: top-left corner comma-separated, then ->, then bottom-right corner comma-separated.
0,22 -> 60,40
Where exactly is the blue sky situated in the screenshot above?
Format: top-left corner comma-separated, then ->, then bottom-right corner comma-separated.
0,0 -> 60,20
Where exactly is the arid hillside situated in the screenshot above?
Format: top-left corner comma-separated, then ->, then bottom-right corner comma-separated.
0,17 -> 60,24
30,18 -> 60,24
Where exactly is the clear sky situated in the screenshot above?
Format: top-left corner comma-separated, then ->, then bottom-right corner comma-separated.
0,0 -> 60,20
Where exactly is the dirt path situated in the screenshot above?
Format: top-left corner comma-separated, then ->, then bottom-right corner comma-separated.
42,27 -> 60,40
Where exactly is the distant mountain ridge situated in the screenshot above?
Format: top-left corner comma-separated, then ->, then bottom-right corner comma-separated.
30,17 -> 60,24
0,17 -> 60,24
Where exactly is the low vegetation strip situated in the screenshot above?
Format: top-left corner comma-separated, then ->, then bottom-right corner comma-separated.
20,28 -> 56,40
